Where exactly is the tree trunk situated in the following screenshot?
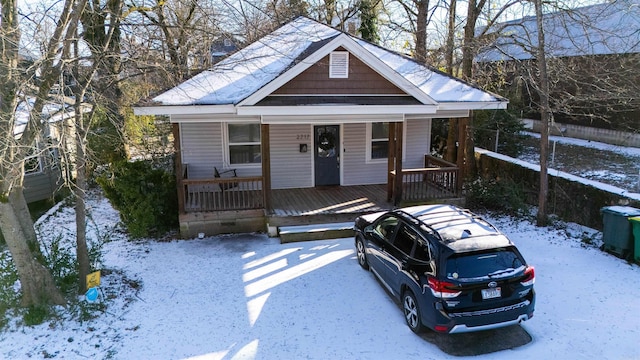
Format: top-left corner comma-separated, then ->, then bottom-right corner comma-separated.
414,0 -> 429,62
446,118 -> 458,163
0,189 -> 65,306
75,157 -> 89,294
0,0 -> 67,308
534,0 -> 550,226
75,81 -> 90,295
445,0 -> 456,75
459,0 -> 486,179
444,0 -> 458,164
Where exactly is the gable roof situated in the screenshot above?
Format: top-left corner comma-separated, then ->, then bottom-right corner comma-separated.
139,17 -> 506,115
477,0 -> 640,62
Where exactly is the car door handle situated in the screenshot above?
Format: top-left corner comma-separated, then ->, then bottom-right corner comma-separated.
401,259 -> 409,270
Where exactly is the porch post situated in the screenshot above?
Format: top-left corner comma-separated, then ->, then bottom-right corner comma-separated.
261,124 -> 272,211
387,123 -> 396,202
393,121 -> 404,206
173,123 -> 185,214
457,117 -> 468,183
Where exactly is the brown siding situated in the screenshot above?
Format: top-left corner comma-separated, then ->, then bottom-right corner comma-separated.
274,51 -> 405,95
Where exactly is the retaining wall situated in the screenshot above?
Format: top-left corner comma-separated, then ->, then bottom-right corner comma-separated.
475,148 -> 640,230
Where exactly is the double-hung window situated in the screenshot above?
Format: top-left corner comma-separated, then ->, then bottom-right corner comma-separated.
24,147 -> 43,175
366,122 -> 406,162
227,123 -> 261,165
370,122 -> 389,159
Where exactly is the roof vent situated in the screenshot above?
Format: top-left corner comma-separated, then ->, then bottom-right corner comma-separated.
329,51 -> 349,78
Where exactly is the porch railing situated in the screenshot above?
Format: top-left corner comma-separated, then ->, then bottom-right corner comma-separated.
390,155 -> 461,203
179,163 -> 264,213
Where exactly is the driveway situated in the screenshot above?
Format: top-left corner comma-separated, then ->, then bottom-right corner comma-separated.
3,210 -> 640,359
103,216 -> 639,359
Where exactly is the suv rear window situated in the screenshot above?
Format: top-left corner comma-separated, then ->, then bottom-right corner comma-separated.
445,248 -> 524,281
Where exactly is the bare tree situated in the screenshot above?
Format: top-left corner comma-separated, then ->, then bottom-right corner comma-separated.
475,0 -> 640,222
69,0 -> 120,294
80,0 -> 128,159
387,0 -> 440,61
128,0 -> 226,84
533,0 -> 550,226
0,0 -> 85,307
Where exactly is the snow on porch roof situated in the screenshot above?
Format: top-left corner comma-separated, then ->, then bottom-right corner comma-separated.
147,17 -> 506,110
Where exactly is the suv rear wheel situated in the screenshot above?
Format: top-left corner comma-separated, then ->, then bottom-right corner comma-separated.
402,290 -> 422,333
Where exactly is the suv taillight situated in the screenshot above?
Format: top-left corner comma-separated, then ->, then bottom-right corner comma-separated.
520,266 -> 535,287
427,277 -> 461,298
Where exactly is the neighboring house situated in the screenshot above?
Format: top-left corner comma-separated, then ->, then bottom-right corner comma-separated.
209,37 -> 238,64
15,98 -> 76,204
134,17 -> 507,237
475,0 -> 640,130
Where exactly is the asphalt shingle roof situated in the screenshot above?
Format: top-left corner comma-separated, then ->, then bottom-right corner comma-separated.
151,17 -> 505,107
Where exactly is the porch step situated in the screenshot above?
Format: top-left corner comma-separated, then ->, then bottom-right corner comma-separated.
278,222 -> 355,243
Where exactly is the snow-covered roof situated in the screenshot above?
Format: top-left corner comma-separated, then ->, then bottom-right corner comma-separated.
477,0 -> 640,62
146,17 -> 505,112
14,97 -> 78,138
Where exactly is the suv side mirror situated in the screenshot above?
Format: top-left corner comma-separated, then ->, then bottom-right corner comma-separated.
364,226 -> 374,236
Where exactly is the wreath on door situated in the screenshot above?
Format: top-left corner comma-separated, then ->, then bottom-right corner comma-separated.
318,131 -> 336,151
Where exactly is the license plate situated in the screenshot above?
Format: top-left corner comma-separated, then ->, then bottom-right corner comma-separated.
481,287 -> 501,300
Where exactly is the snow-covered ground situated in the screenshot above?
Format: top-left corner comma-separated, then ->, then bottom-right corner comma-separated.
518,132 -> 640,192
1,192 -> 639,359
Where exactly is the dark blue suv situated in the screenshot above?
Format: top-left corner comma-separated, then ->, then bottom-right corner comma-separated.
354,204 -> 535,334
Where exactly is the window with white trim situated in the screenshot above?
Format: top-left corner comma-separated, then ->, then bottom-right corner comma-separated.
227,123 -> 261,165
370,122 -> 389,159
24,150 -> 43,174
329,51 -> 349,78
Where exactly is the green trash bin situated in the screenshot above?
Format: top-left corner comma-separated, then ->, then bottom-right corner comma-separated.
630,217 -> 640,263
600,206 -> 640,259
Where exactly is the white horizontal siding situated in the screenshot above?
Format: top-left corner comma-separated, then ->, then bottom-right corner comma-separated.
24,166 -> 62,203
343,123 -> 385,185
404,118 -> 431,168
180,122 -> 224,179
179,119 -> 431,188
269,124 -> 313,189
342,119 -> 431,185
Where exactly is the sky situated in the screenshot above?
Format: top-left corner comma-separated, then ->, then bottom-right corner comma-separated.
1,140 -> 640,359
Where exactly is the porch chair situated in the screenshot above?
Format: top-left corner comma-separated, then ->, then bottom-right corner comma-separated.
214,167 -> 238,192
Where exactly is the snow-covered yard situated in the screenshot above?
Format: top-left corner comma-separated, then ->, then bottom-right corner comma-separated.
519,132 -> 640,192
1,192 -> 639,359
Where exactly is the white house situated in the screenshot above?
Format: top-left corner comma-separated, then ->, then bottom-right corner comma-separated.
134,17 -> 507,237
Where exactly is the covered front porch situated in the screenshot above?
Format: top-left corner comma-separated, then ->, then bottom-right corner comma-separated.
177,153 -> 464,238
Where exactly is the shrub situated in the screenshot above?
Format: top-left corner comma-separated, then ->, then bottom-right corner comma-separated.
97,160 -> 178,238
0,251 -> 19,328
465,177 -> 529,217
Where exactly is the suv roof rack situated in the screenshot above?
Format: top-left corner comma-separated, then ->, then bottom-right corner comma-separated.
394,207 -> 503,245
394,209 -> 444,242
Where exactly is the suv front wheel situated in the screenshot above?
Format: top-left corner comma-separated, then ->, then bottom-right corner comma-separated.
402,290 -> 423,333
356,236 -> 369,270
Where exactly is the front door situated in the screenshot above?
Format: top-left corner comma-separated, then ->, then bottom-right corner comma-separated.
314,125 -> 340,186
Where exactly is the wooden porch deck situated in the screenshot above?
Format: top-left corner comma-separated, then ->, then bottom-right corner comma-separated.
271,184 -> 392,217
177,155 -> 465,237
267,185 -> 393,228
